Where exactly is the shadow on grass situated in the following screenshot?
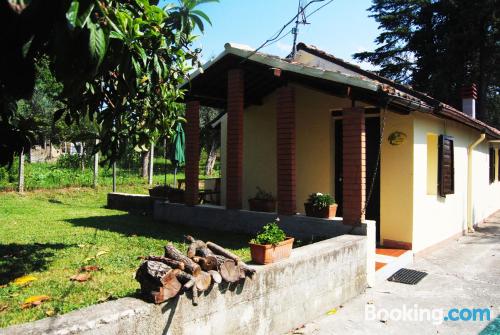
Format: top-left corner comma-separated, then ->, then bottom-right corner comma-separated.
0,243 -> 73,285
65,214 -> 250,250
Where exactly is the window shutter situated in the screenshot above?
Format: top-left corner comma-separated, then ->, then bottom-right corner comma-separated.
490,148 -> 496,184
438,135 -> 454,196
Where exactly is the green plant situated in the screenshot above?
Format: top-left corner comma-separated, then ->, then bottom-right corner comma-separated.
253,187 -> 275,201
251,220 -> 286,246
306,192 -> 335,209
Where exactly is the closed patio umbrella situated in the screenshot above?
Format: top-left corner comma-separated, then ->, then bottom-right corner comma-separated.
169,122 -> 185,188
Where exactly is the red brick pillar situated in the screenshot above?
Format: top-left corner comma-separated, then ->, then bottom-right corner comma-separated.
277,86 -> 296,215
226,69 -> 244,209
342,107 -> 366,225
185,100 -> 200,206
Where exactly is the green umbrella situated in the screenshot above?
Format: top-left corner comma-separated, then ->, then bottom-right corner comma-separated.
169,122 -> 185,187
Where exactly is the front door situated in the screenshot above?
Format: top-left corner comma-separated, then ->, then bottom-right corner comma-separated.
334,117 -> 381,242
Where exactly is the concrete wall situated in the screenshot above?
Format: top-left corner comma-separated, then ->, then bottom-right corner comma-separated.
107,192 -> 162,213
3,235 -> 368,335
412,113 -> 500,252
379,111 -> 414,246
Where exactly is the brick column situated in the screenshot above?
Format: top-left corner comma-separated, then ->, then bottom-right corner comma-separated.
277,86 -> 296,215
226,69 -> 244,209
342,107 -> 366,225
185,100 -> 200,206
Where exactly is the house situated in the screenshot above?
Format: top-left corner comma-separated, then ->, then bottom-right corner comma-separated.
180,42 -> 500,254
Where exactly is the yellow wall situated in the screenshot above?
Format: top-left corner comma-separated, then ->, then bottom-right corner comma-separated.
380,112 -> 414,245
242,94 -> 277,209
412,113 -> 500,252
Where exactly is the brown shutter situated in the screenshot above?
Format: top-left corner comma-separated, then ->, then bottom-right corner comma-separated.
438,135 -> 455,196
490,148 -> 496,184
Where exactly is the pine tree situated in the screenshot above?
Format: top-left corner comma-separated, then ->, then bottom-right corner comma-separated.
355,0 -> 499,126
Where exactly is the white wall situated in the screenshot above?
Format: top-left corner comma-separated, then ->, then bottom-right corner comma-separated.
412,113 -> 500,252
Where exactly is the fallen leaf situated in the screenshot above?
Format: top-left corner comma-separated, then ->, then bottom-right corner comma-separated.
84,256 -> 96,262
326,308 -> 337,315
70,273 -> 91,282
80,265 -> 101,272
0,304 -> 8,312
0,284 -> 7,289
21,295 -> 50,309
78,244 -> 87,248
45,309 -> 55,317
96,250 -> 109,257
13,275 -> 37,286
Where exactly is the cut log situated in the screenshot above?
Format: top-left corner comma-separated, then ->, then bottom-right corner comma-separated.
135,261 -> 181,303
209,270 -> 222,284
142,256 -> 185,271
192,286 -> 199,306
192,255 -> 217,272
195,271 -> 212,292
215,255 -> 240,283
186,235 -> 215,259
175,270 -> 195,290
164,244 -> 201,276
206,241 -> 256,278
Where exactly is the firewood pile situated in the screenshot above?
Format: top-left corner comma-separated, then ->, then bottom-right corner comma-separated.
135,235 -> 256,305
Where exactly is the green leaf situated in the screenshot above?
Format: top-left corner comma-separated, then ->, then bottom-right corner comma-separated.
66,0 -> 80,29
88,22 -> 107,68
191,10 -> 212,26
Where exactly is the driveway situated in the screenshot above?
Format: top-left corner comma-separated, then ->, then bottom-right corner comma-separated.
289,211 -> 500,335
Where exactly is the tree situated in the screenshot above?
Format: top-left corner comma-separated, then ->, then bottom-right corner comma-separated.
0,0 -> 215,166
200,107 -> 221,176
354,0 -> 499,126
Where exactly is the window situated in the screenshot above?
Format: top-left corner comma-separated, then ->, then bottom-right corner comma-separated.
438,135 -> 454,196
490,148 -> 496,184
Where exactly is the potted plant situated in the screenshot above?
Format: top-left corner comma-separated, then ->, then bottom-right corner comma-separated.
149,185 -> 185,203
249,219 -> 294,265
248,187 -> 276,212
304,192 -> 337,218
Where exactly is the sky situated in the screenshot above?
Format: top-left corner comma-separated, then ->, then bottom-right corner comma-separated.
182,0 -> 381,69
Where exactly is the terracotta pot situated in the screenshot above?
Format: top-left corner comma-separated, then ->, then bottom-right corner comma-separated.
248,198 -> 276,212
249,237 -> 294,265
304,203 -> 338,218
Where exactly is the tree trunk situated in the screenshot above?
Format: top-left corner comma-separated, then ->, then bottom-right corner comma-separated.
18,148 -> 24,193
148,144 -> 154,185
112,162 -> 117,192
93,142 -> 99,188
80,142 -> 85,171
205,140 -> 217,176
141,151 -> 149,178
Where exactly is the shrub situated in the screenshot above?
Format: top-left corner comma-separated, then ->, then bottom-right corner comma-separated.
56,154 -> 81,169
253,187 -> 274,201
306,192 -> 335,209
250,219 -> 286,245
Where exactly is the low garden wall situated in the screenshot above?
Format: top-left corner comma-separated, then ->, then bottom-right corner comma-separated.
3,235 -> 367,335
107,192 -> 162,213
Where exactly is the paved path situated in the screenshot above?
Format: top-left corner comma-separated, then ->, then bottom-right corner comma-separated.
288,211 -> 500,335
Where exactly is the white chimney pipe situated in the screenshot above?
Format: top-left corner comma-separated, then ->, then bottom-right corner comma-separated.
461,84 -> 477,119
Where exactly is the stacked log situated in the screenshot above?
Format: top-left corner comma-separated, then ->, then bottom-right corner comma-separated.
135,236 -> 255,305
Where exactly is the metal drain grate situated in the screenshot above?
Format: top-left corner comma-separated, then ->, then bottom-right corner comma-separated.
388,268 -> 428,285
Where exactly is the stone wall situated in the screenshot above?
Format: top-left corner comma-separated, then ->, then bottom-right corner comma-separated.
2,235 -> 367,335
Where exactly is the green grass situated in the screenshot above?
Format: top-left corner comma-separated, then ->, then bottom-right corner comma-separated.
0,186 -> 249,328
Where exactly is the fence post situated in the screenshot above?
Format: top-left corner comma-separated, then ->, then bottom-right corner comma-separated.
112,162 -> 117,193
93,140 -> 99,188
18,148 -> 25,193
148,143 -> 154,186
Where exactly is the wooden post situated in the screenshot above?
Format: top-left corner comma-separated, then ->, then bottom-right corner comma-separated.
93,146 -> 99,189
112,162 -> 117,193
18,148 -> 25,193
148,143 -> 154,186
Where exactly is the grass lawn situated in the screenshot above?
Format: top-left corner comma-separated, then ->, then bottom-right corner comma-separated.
0,186 -> 249,328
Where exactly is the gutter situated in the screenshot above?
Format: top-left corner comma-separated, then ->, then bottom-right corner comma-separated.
467,133 -> 486,233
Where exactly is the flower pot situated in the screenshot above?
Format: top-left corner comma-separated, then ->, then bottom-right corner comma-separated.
304,203 -> 338,218
248,198 -> 276,212
249,237 -> 294,265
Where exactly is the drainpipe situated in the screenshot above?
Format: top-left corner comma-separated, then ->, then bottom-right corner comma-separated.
467,133 -> 486,233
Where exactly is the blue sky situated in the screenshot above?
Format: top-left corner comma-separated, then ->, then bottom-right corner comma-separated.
181,0 -> 380,69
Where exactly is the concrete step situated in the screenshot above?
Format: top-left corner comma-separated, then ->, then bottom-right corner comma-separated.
375,249 -> 414,283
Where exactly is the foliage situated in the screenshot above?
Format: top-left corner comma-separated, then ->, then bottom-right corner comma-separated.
56,154 -> 83,169
0,187 -> 249,327
251,220 -> 286,246
0,0 -> 217,166
306,192 -> 335,209
354,0 -> 499,126
253,187 -> 275,201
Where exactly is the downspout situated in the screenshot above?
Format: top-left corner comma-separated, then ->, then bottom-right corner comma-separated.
467,133 -> 486,233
